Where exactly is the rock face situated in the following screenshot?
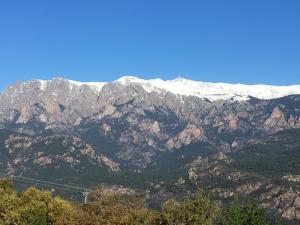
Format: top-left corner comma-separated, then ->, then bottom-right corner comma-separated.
1,78 -> 300,168
1,77 -> 300,219
282,175 -> 300,183
166,124 -> 206,150
185,148 -> 300,221
270,188 -> 300,220
265,106 -> 288,130
2,78 -> 300,167
0,131 -> 120,177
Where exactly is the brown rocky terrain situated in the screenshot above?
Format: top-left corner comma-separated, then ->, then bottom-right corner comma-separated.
1,77 -> 300,220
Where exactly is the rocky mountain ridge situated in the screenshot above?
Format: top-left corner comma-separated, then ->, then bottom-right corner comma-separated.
1,77 -> 300,168
12,76 -> 300,101
1,77 -> 300,220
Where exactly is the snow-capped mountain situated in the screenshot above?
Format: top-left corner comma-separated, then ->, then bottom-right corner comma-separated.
1,76 -> 300,219
35,76 -> 300,101
1,75 -> 300,167
1,75 -> 300,165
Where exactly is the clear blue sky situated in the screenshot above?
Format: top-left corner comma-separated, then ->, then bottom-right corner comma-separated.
0,0 -> 299,90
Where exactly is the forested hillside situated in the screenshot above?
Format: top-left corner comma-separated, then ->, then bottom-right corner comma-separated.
0,178 -> 290,225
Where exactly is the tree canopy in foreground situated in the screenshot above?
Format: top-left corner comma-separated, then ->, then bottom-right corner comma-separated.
0,178 -> 287,225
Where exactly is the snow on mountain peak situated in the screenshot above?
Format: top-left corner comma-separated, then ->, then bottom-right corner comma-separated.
115,76 -> 300,101
37,78 -> 107,92
115,76 -> 145,85
36,76 -> 300,101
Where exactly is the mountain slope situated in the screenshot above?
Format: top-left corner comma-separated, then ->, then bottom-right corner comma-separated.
1,77 -> 300,220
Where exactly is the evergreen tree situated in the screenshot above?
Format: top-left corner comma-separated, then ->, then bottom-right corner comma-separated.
219,198 -> 270,225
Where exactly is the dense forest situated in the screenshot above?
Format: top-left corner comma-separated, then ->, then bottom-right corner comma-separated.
0,178 -> 288,225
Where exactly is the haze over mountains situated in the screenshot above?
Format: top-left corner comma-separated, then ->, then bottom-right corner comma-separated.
1,76 -> 300,220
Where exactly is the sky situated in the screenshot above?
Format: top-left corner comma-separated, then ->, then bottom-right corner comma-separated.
0,0 -> 299,91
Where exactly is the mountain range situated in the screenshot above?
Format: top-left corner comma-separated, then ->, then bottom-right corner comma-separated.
1,76 -> 300,221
